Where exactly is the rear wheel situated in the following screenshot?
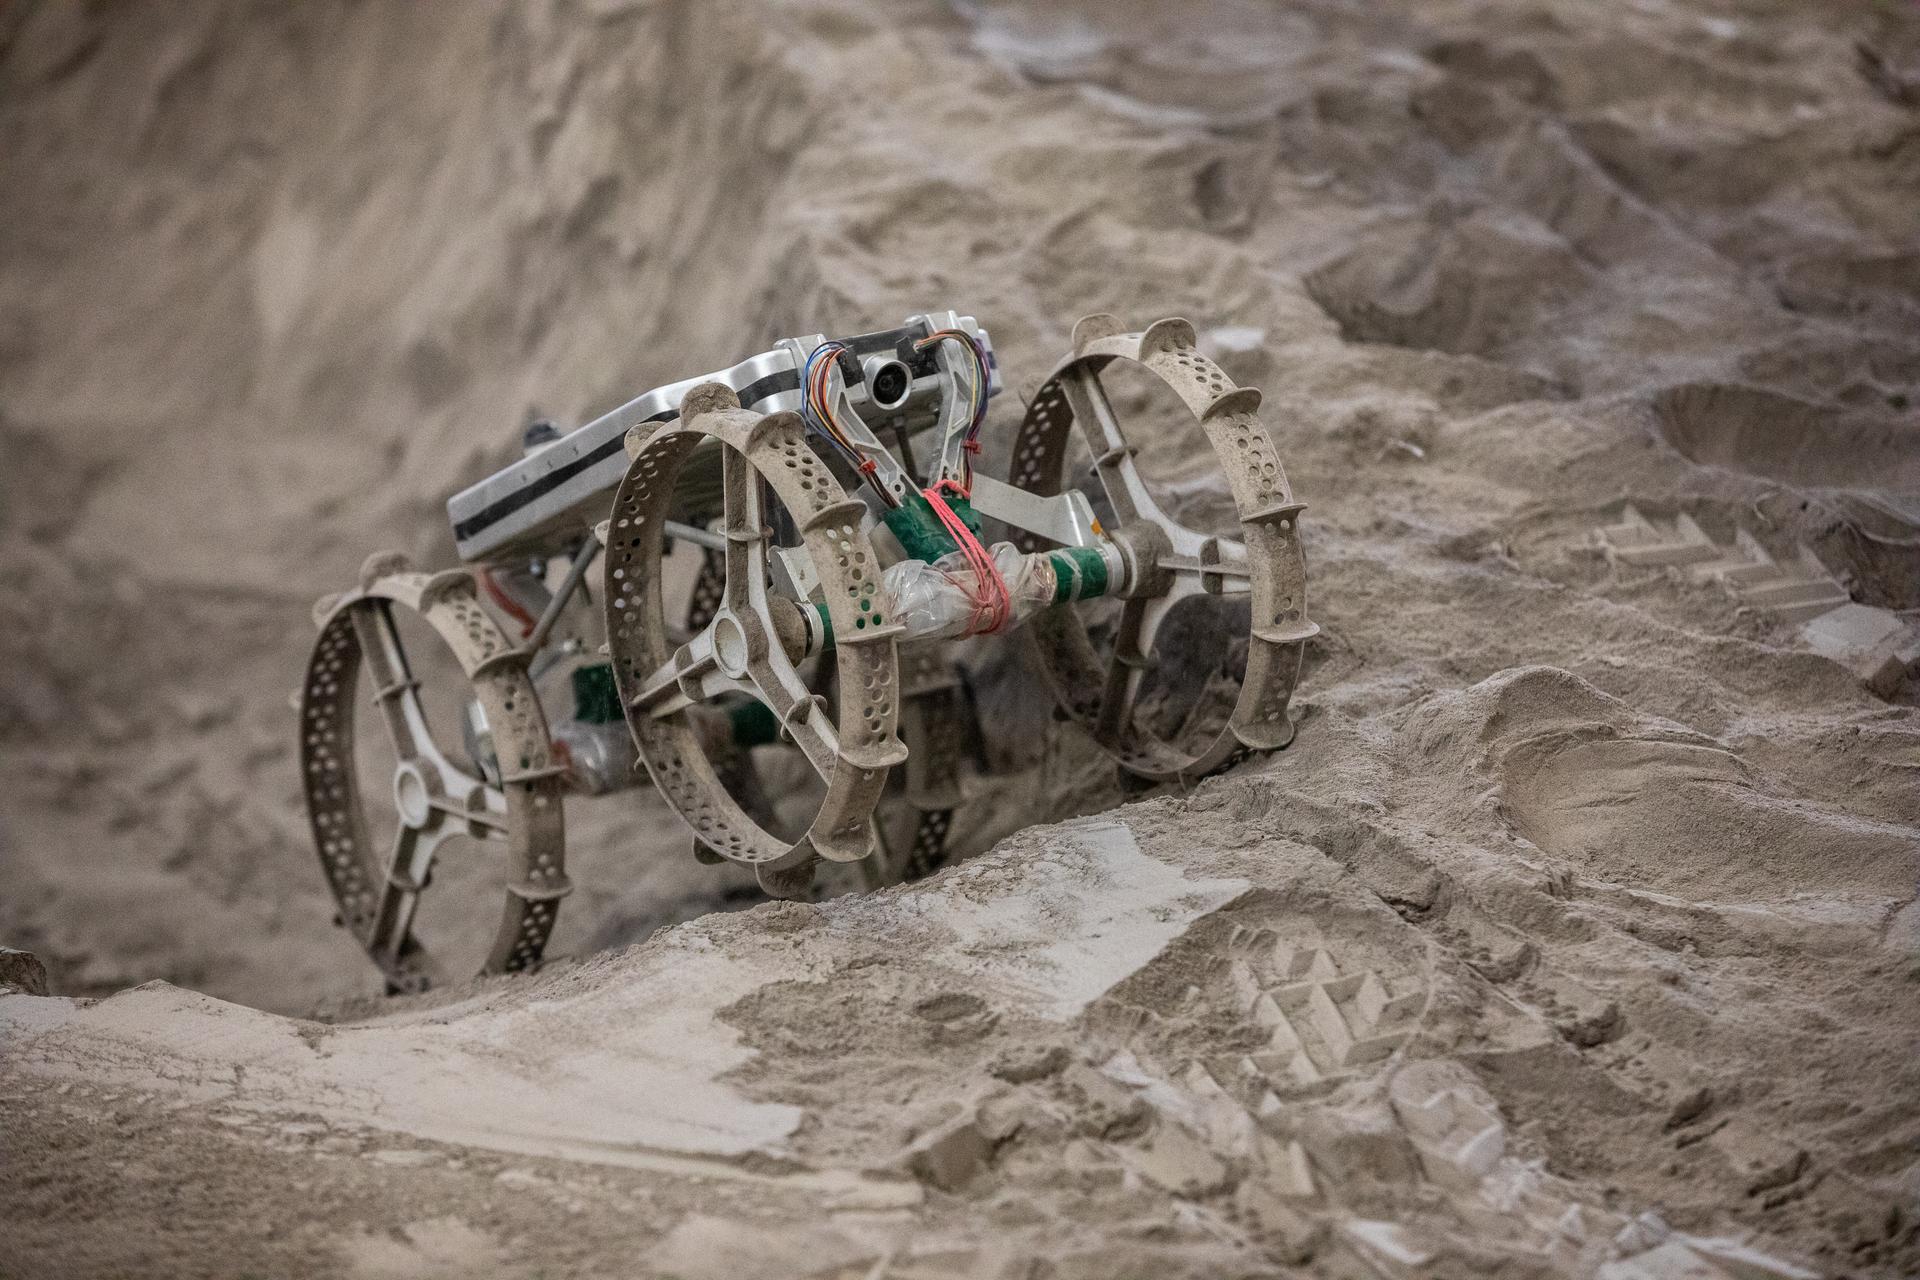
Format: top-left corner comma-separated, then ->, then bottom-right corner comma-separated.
300,554 -> 569,992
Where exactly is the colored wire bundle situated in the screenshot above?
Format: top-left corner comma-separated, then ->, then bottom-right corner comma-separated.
913,328 -> 991,492
804,327 -> 1007,630
801,339 -> 901,508
910,328 -> 1005,628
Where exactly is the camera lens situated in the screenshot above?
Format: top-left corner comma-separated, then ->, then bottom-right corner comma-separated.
864,358 -> 912,410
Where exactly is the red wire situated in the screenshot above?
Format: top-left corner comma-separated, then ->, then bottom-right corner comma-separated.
923,481 -> 1011,635
806,343 -> 900,508
479,569 -> 538,639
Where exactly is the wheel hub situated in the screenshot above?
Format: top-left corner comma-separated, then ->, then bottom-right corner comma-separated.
393,760 -> 438,830
712,612 -> 752,680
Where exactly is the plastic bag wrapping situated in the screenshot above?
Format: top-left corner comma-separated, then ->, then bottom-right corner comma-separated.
534,656 -> 638,795
881,542 -> 1057,642
550,717 -> 637,794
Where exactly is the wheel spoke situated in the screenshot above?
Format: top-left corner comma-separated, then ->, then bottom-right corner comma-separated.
426,791 -> 510,836
720,448 -> 770,613
1095,598 -> 1152,745
365,824 -> 449,966
720,439 -> 837,777
628,642 -> 708,714
626,627 -> 746,719
1096,653 -> 1150,748
408,708 -> 500,803
1061,368 -> 1179,539
352,603 -> 426,760
1161,554 -> 1253,598
1073,384 -> 1250,594
782,702 -> 843,781
745,646 -> 841,781
1063,367 -> 1233,563
351,601 -> 500,793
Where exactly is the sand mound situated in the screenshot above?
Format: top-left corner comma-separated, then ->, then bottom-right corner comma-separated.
1432,666 -> 1920,902
1654,383 -> 1920,492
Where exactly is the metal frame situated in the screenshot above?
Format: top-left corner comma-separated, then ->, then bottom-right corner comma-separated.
449,315 -> 999,563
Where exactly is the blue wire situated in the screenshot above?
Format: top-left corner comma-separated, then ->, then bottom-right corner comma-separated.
800,342 -> 866,472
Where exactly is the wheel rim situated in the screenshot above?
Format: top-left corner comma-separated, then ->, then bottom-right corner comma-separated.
896,645 -> 967,880
301,557 -> 569,991
604,384 -> 906,897
1007,315 -> 1317,782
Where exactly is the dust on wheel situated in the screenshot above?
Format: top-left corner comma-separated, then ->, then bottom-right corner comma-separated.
299,553 -> 569,992
1007,315 -> 1317,782
603,384 -> 907,898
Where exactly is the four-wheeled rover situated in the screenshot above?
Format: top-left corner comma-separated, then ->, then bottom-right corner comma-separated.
299,312 -> 1314,990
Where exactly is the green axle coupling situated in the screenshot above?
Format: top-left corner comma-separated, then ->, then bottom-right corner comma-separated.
1045,545 -> 1112,604
882,490 -> 1111,605
714,515 -> 1115,748
570,662 -> 625,725
881,491 -> 982,563
728,698 -> 782,749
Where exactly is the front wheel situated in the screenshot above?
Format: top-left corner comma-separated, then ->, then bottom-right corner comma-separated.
1006,315 -> 1316,782
603,384 -> 907,897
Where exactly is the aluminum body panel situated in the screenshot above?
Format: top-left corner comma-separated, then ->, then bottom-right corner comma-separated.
449,315 -> 997,563
449,350 -> 800,563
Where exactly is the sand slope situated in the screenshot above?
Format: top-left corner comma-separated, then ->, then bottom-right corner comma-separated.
2,0 -> 1918,1274
5,812 -> 1897,1277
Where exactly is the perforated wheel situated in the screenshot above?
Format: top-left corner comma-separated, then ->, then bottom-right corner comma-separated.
1007,315 -> 1317,782
685,546 -> 726,634
604,384 -> 907,897
300,553 -> 569,993
895,645 -> 967,881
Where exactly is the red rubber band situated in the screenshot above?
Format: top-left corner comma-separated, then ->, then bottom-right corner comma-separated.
922,483 -> 1011,634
